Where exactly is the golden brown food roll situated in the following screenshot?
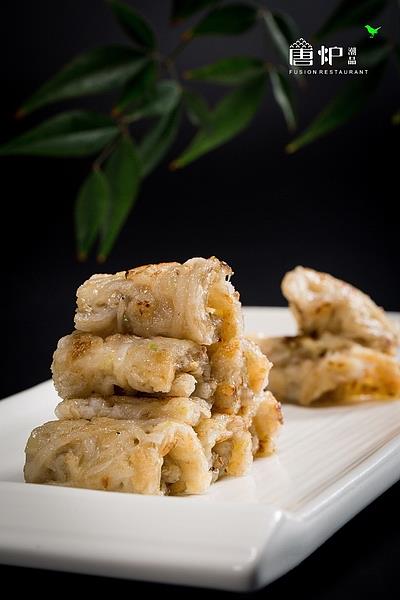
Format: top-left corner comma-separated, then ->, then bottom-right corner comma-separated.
24,417 -> 212,495
75,257 -> 242,344
195,414 -> 253,481
52,331 -> 214,400
194,391 -> 282,480
249,391 -> 283,457
55,396 -> 211,426
283,267 -> 398,354
255,333 -> 400,405
210,338 -> 272,414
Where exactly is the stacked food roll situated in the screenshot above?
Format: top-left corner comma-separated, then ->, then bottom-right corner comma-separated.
25,257 -> 282,495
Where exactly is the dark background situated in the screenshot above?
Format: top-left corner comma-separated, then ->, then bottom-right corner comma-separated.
0,1 -> 399,596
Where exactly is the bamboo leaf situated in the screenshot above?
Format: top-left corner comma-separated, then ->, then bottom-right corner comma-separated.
269,69 -> 296,131
317,0 -> 387,38
272,12 -> 300,51
139,105 -> 181,176
99,135 -> 141,259
171,0 -> 221,22
0,111 -> 118,157
183,89 -> 210,126
287,63 -> 385,153
107,0 -> 156,49
171,75 -> 265,169
189,4 -> 257,37
18,46 -> 148,116
125,80 -> 182,120
75,169 -> 109,259
185,57 -> 265,85
113,61 -> 157,115
263,11 -> 299,63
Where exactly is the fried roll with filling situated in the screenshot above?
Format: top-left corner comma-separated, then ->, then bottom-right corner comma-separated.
255,333 -> 400,405
25,417 -> 211,495
283,267 -> 398,354
52,331 -> 213,400
55,396 -> 211,426
75,257 -> 241,345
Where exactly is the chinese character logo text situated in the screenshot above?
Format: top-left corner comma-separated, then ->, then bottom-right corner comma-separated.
348,47 -> 357,65
289,38 -> 313,66
318,45 -> 343,66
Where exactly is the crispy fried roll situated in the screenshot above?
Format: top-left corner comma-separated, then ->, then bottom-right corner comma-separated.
24,417 -> 212,495
55,396 -> 211,426
256,333 -> 400,405
52,331 -> 213,400
75,257 -> 241,345
195,414 -> 253,481
283,267 -> 398,354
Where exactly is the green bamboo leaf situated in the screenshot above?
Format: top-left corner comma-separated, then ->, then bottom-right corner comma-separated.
317,0 -> 387,38
262,11 -> 299,63
139,105 -> 181,177
269,69 -> 296,131
171,0 -> 221,22
75,169 -> 109,260
113,61 -> 157,115
171,75 -> 265,169
107,0 -> 156,49
18,46 -> 148,116
287,64 -> 385,153
189,4 -> 257,37
185,57 -> 266,85
273,12 -> 300,50
0,111 -> 118,157
125,80 -> 182,120
99,135 -> 141,260
183,89 -> 210,126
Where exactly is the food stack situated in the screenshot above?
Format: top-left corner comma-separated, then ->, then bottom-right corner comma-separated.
24,257 -> 282,495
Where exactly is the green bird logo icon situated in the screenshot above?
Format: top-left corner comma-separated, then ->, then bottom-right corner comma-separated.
364,24 -> 381,38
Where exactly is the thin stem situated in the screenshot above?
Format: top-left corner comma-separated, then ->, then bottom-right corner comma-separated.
159,33 -> 193,84
121,112 -> 143,125
168,37 -> 191,62
93,137 -> 119,170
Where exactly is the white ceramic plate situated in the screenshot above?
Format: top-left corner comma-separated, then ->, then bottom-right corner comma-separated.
1,307 -> 400,591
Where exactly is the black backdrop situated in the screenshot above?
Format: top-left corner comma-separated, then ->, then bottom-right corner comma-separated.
1,1 -> 399,596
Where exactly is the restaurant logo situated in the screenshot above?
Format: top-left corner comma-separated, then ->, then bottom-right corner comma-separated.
288,37 -> 369,76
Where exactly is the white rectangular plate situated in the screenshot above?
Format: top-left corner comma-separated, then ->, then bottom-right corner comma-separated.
1,307 -> 400,591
